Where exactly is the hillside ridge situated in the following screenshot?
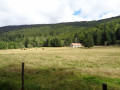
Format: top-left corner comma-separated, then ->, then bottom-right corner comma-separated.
0,15 -> 120,33
0,15 -> 120,49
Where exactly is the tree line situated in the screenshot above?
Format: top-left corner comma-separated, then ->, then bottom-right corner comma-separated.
0,16 -> 120,49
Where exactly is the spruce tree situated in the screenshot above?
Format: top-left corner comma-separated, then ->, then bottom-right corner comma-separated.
102,31 -> 111,45
93,30 -> 101,45
84,34 -> 94,48
25,38 -> 29,48
44,38 -> 51,47
51,38 -> 62,47
115,27 -> 120,40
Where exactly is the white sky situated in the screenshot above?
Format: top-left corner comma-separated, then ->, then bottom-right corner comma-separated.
0,0 -> 120,27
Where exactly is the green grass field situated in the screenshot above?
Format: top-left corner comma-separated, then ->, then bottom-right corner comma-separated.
0,46 -> 120,90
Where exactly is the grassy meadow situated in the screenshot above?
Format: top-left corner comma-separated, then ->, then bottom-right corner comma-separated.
0,46 -> 120,90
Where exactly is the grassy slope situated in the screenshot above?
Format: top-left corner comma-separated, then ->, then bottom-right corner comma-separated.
0,46 -> 120,90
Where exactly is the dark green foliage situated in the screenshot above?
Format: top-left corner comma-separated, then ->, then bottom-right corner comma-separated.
32,36 -> 38,47
110,32 -> 116,45
78,33 -> 85,43
0,41 -> 7,49
64,37 -> 73,46
84,34 -> 94,48
25,38 -> 30,48
101,31 -> 111,45
115,27 -> 120,40
44,38 -> 51,47
0,15 -> 120,49
51,38 -> 63,47
93,30 -> 102,45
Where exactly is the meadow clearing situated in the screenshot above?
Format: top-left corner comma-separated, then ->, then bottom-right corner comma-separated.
0,46 -> 120,90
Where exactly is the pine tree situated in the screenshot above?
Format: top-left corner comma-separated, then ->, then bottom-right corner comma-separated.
102,31 -> 111,45
64,37 -> 72,46
84,34 -> 94,48
44,38 -> 51,47
115,27 -> 120,40
32,36 -> 38,47
25,38 -> 29,48
110,32 -> 116,45
51,38 -> 62,47
93,30 -> 101,45
78,33 -> 85,43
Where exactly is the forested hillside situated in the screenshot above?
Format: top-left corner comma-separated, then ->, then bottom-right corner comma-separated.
0,16 -> 120,49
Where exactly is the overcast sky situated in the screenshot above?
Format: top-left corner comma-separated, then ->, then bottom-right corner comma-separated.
0,0 -> 120,27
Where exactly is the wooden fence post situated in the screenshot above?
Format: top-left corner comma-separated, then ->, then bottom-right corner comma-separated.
22,62 -> 24,90
102,83 -> 107,90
